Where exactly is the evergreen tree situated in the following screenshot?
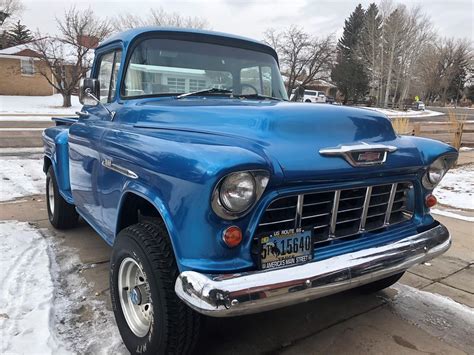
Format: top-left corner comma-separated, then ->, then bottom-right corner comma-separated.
7,20 -> 33,46
358,3 -> 382,102
331,4 -> 369,104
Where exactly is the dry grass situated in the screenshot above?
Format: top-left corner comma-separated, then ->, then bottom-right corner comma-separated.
447,110 -> 467,150
391,117 -> 411,135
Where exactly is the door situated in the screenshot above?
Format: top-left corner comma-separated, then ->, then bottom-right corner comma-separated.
69,49 -> 122,234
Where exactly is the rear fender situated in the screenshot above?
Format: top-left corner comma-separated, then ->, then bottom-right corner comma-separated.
42,127 -> 74,204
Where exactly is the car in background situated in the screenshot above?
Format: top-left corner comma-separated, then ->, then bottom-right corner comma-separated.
325,95 -> 335,104
290,89 -> 326,103
413,101 -> 426,111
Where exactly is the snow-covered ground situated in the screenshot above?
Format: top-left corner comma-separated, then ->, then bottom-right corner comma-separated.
0,95 -> 82,114
0,156 -> 44,202
0,221 -> 126,354
0,221 -> 59,353
435,164 -> 474,210
363,106 -> 444,118
391,284 -> 474,352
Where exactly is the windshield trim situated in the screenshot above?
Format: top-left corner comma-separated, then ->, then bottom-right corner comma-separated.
119,34 -> 282,101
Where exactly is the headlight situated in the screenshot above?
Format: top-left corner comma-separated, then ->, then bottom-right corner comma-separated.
212,170 -> 269,220
427,159 -> 447,185
422,154 -> 457,189
220,172 -> 256,212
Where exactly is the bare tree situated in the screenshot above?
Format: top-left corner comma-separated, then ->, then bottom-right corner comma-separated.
32,7 -> 112,107
0,0 -> 23,27
114,7 -> 209,31
264,26 -> 335,95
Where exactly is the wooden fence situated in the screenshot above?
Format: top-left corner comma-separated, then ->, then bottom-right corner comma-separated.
408,121 -> 474,149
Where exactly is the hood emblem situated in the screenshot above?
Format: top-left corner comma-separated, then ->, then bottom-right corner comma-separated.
319,142 -> 397,167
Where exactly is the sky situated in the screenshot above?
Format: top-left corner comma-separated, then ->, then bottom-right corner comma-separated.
17,0 -> 474,42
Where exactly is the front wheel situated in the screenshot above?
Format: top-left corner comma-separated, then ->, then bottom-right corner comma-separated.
46,166 -> 78,229
110,219 -> 200,354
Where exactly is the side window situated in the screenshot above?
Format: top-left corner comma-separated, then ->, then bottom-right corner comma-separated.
240,66 -> 261,95
97,50 -> 122,103
261,66 -> 272,96
240,66 -> 273,96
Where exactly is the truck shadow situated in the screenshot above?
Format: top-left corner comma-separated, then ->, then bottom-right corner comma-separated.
196,288 -> 388,354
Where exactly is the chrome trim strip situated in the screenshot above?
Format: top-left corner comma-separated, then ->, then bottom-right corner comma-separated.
319,143 -> 397,154
101,159 -> 138,179
359,186 -> 372,231
329,190 -> 341,237
295,194 -> 304,229
384,183 -> 398,225
175,223 -> 451,317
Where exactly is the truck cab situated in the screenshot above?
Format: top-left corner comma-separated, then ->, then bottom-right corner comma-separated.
43,27 -> 457,355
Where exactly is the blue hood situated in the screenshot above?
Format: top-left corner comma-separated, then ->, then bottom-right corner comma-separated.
124,98 -> 453,182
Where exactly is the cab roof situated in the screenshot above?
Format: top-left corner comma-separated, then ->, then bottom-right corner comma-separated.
97,27 -> 278,62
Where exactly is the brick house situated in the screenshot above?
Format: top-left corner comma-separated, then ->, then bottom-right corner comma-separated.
0,36 -> 98,96
0,44 -> 56,96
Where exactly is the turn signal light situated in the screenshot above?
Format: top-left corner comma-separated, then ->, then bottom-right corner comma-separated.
425,194 -> 437,208
223,226 -> 242,248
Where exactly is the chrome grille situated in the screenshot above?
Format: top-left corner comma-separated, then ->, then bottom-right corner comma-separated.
256,182 -> 414,245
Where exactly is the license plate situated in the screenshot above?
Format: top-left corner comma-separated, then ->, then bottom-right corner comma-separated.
259,229 -> 313,270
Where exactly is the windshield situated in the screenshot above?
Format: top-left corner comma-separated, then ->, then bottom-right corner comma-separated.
123,38 -> 288,100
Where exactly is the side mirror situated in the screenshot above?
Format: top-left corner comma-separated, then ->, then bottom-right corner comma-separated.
79,78 -> 100,106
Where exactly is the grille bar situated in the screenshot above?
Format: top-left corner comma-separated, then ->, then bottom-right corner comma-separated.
329,190 -> 341,237
359,186 -> 372,232
295,195 -> 304,229
384,183 -> 398,225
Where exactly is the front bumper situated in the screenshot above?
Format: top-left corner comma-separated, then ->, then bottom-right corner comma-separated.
175,223 -> 450,317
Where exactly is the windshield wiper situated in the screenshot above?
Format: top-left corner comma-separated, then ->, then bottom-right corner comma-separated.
176,88 -> 233,99
238,93 -> 283,101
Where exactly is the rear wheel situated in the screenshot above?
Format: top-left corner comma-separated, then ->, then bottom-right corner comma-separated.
46,166 -> 78,229
110,219 -> 200,354
305,99 -> 312,103
357,272 -> 404,294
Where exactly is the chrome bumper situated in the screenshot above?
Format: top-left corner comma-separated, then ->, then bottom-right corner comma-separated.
175,223 -> 450,317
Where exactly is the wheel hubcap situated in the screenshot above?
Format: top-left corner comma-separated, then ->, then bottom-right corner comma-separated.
118,257 -> 153,337
48,178 -> 55,215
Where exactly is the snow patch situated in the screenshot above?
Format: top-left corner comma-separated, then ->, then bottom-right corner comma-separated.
435,164 -> 474,210
431,209 -> 474,222
0,221 -> 60,354
363,107 -> 444,118
390,284 -> 474,352
0,116 -> 54,122
0,157 -> 44,201
0,95 -> 82,114
44,229 -> 127,354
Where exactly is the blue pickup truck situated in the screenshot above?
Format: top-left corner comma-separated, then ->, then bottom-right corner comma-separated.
43,27 -> 457,354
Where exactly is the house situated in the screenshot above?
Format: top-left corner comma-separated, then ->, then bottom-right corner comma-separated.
0,44 -> 55,96
0,36 -> 99,96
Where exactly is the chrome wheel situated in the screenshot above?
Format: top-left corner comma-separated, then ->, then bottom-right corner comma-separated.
118,257 -> 153,337
48,177 -> 55,215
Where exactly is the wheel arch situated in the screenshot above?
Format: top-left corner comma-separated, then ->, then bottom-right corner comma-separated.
115,185 -> 181,267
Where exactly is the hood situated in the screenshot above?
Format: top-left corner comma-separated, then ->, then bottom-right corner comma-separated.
125,98 -> 439,182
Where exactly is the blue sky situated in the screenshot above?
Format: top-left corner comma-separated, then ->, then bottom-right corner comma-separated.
19,0 -> 473,42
